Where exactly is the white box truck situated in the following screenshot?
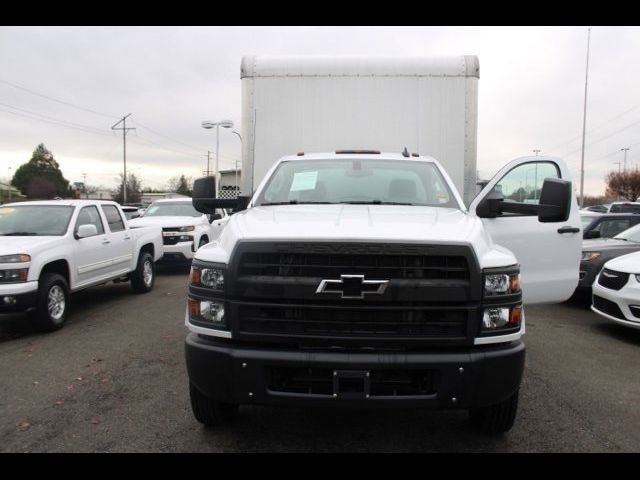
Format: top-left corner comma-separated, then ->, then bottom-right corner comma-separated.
240,55 -> 479,205
183,56 -> 582,434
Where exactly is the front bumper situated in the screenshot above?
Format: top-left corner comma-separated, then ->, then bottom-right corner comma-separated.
0,281 -> 38,313
185,333 -> 525,409
160,241 -> 195,262
592,274 -> 640,329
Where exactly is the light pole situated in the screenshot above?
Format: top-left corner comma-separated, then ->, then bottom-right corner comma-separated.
7,166 -> 12,201
579,27 -> 592,208
201,120 -> 234,195
232,130 -> 242,192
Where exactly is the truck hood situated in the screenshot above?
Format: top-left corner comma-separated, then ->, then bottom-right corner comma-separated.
582,238 -> 639,250
233,205 -> 479,243
0,236 -> 59,255
128,216 -> 204,229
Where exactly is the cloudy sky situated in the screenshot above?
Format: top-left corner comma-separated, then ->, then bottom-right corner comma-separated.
1,26 -> 639,196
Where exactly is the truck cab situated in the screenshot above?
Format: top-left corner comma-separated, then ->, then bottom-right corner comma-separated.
183,151 -> 581,434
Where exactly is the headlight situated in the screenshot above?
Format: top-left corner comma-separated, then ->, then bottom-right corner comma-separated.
0,254 -> 30,263
484,272 -> 520,296
482,305 -> 522,331
581,252 -> 601,262
188,298 -> 226,327
179,226 -> 195,232
190,264 -> 225,290
0,268 -> 29,283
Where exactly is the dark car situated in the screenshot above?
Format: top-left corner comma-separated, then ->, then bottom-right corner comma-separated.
578,223 -> 640,291
580,213 -> 640,239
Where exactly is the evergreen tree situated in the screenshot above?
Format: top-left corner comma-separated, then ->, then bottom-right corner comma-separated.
11,144 -> 71,198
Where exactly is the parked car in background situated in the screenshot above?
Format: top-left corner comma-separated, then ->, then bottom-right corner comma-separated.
592,250 -> 640,330
120,205 -> 142,220
581,204 -> 609,213
0,200 -> 163,331
578,223 -> 640,293
580,213 -> 640,239
128,198 -> 229,263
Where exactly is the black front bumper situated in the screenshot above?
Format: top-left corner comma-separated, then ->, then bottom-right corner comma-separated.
185,333 -> 525,409
0,289 -> 38,314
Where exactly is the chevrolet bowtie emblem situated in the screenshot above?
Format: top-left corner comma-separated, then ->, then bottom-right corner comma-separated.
316,274 -> 389,299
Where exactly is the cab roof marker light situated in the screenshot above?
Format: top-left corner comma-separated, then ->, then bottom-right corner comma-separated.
335,150 -> 381,155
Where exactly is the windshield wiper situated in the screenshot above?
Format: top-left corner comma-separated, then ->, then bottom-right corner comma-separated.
260,201 -> 334,206
341,200 -> 414,206
1,232 -> 41,236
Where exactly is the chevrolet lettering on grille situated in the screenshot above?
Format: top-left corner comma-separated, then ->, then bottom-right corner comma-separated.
315,274 -> 389,299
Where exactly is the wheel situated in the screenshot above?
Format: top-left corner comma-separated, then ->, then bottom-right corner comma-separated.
130,251 -> 155,293
469,389 -> 519,434
189,382 -> 239,426
197,236 -> 209,250
31,273 -> 69,332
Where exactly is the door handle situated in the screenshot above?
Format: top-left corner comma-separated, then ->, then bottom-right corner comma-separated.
102,239 -> 111,244
557,226 -> 580,234
124,235 -> 131,240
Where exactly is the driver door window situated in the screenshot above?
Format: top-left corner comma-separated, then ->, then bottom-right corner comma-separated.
74,206 -> 105,236
494,162 -> 560,214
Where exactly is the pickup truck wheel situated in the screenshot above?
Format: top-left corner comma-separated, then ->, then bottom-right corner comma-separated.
469,389 -> 519,435
189,382 -> 239,426
131,252 -> 155,293
32,273 -> 69,332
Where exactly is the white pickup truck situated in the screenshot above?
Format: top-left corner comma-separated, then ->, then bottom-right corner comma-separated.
184,151 -> 581,434
129,198 -> 229,263
0,200 -> 163,331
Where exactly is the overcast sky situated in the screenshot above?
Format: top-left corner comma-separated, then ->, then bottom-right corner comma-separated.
1,26 -> 639,196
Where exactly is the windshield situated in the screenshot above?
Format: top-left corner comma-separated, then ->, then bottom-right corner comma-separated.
144,202 -> 201,217
614,223 -> 640,243
255,159 -> 458,207
0,205 -> 74,236
610,203 -> 640,213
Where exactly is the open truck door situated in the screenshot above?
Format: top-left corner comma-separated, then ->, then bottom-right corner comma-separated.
470,156 -> 581,304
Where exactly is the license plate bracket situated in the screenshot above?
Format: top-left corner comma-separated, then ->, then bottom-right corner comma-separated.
333,370 -> 370,399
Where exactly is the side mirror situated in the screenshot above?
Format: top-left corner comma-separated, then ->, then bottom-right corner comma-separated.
76,224 -> 98,239
585,230 -> 600,239
192,177 -> 250,214
476,178 -> 572,222
476,189 -> 505,218
537,178 -> 572,223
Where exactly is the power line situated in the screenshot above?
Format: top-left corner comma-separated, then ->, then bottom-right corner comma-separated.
0,78 -> 118,119
0,101 -> 110,135
547,103 -> 640,154
562,116 -> 640,158
130,119 -> 208,153
0,107 -> 114,138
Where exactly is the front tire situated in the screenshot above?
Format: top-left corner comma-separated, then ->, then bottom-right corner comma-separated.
189,382 -> 239,427
131,251 -> 155,293
469,389 -> 519,434
32,273 -> 69,332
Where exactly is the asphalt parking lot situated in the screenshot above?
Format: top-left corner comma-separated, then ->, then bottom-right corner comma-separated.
1,269 -> 639,452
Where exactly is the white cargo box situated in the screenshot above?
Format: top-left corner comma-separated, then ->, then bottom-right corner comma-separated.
240,55 -> 479,205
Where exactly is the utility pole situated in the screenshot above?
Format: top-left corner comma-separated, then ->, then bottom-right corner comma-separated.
205,150 -> 212,176
614,161 -> 621,173
579,27 -> 591,208
621,147 -> 630,172
111,113 -> 136,204
81,173 -> 88,199
533,149 -> 541,156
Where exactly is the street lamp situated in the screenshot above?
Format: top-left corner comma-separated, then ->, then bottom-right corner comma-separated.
201,120 -> 233,194
231,130 -> 242,191
7,166 -> 12,201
